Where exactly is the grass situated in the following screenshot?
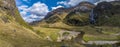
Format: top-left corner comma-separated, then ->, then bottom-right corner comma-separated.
14,9 -> 33,30
0,39 -> 13,47
50,32 -> 60,41
0,5 -> 50,47
37,24 -> 120,41
33,27 -> 61,41
0,21 -> 49,47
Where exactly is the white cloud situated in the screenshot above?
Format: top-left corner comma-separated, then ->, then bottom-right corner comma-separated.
18,5 -> 28,19
94,0 -> 116,5
24,14 -> 44,23
27,2 -> 49,16
20,11 -> 27,17
57,0 -> 117,7
29,14 -> 44,19
18,2 -> 49,23
57,0 -> 89,7
52,5 -> 64,10
18,5 -> 28,11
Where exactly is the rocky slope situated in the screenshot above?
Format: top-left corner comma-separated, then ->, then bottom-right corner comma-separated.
90,1 -> 120,26
33,1 -> 120,27
32,2 -> 95,27
0,0 -> 51,47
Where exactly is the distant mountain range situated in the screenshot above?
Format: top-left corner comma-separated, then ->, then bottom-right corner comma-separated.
30,1 -> 120,27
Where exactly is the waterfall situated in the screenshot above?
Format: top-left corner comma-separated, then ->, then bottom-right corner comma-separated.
90,9 -> 96,24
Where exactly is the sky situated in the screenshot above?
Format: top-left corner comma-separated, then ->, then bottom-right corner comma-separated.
15,0 -> 116,23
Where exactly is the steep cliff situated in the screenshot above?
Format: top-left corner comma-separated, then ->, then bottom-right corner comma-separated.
0,0 -> 49,47
90,1 -> 120,26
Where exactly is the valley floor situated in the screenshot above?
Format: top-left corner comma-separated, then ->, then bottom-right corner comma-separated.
32,25 -> 120,47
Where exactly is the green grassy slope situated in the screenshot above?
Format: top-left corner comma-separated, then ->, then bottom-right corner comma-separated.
0,0 -> 51,47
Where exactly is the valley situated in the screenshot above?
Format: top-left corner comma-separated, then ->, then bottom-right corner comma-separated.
0,0 -> 120,47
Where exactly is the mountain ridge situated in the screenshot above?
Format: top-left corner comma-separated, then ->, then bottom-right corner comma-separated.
29,1 -> 95,26
31,1 -> 120,27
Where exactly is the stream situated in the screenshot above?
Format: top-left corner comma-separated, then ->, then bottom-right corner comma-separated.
90,9 -> 96,24
85,41 -> 119,45
83,41 -> 120,47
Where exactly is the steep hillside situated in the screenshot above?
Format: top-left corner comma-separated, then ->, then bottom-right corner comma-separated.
0,0 -> 50,47
33,2 -> 95,27
34,1 -> 120,27
0,0 -> 32,30
90,1 -> 120,26
63,2 -> 95,26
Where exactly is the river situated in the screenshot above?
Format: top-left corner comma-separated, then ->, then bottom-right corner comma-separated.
83,41 -> 120,47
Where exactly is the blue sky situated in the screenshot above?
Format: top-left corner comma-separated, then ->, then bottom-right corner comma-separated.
16,0 -> 66,10
15,0 -> 115,23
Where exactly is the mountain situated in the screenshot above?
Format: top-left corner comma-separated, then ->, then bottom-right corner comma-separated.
34,1 -> 120,27
32,1 -> 95,27
0,0 -> 50,47
63,2 -> 95,26
90,1 -> 120,26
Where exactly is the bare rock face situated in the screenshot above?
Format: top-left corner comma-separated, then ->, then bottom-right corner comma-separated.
74,2 -> 95,12
0,0 -> 32,29
0,0 -> 19,24
0,0 -> 18,17
90,1 -> 120,26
